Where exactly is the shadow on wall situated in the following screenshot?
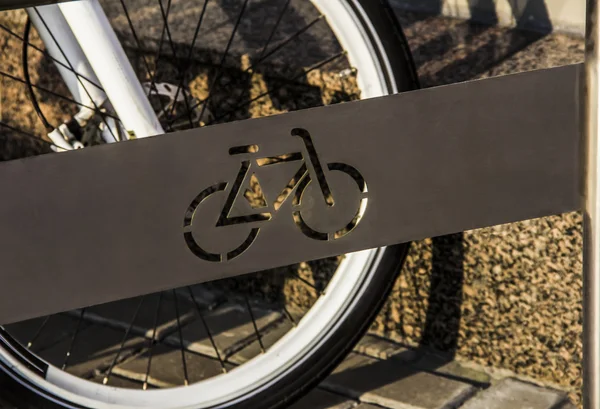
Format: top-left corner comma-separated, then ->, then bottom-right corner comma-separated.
420,234 -> 465,357
402,0 -> 551,363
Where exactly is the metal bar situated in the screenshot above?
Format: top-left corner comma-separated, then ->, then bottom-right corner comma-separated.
0,64 -> 580,325
583,0 -> 600,407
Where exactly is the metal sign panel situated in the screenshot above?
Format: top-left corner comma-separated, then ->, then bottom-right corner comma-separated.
0,64 -> 580,325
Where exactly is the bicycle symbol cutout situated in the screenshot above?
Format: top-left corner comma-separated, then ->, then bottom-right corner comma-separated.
183,128 -> 368,262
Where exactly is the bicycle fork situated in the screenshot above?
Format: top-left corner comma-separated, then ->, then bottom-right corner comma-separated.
27,0 -> 162,147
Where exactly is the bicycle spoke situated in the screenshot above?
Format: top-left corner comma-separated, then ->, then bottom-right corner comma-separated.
169,69 -> 323,127
166,0 -> 210,124
245,295 -> 264,353
143,292 -> 163,390
208,51 -> 346,125
0,121 -> 58,150
256,15 -> 321,52
118,0 -> 172,130
0,70 -> 120,122
195,10 -> 323,119
23,18 -> 52,131
197,0 -> 251,124
223,13 -> 323,111
26,315 -> 51,349
255,0 -> 292,63
0,23 -> 104,91
167,14 -> 335,127
287,271 -> 320,294
118,0 -> 154,81
281,305 -> 297,328
187,287 -> 227,373
32,8 -> 119,142
216,0 -> 291,113
169,47 -> 345,128
155,0 -> 195,128
172,290 -> 189,386
157,0 -> 178,59
145,0 -> 172,111
62,308 -> 85,370
103,296 -> 145,385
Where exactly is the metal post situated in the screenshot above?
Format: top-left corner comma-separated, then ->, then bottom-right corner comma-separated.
583,0 -> 600,407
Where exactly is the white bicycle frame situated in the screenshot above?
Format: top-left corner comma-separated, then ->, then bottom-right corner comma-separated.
27,0 -> 163,147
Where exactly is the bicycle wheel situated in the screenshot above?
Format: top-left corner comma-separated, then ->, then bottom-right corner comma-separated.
0,1 -> 419,408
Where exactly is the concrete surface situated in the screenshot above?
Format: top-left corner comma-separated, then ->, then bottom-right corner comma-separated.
0,306 -> 576,409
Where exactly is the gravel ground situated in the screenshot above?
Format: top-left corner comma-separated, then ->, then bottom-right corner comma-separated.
370,10 -> 584,406
0,3 -> 585,407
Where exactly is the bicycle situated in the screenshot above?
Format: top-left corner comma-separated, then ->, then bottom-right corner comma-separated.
0,1 -> 419,408
184,127 -> 368,262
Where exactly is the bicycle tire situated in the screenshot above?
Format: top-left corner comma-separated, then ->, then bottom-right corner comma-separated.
0,1 -> 419,407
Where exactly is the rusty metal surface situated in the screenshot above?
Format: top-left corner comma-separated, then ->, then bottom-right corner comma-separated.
0,64 -> 580,325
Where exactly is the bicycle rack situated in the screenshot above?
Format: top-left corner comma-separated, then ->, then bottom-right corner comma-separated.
582,0 -> 598,406
0,0 -> 596,407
